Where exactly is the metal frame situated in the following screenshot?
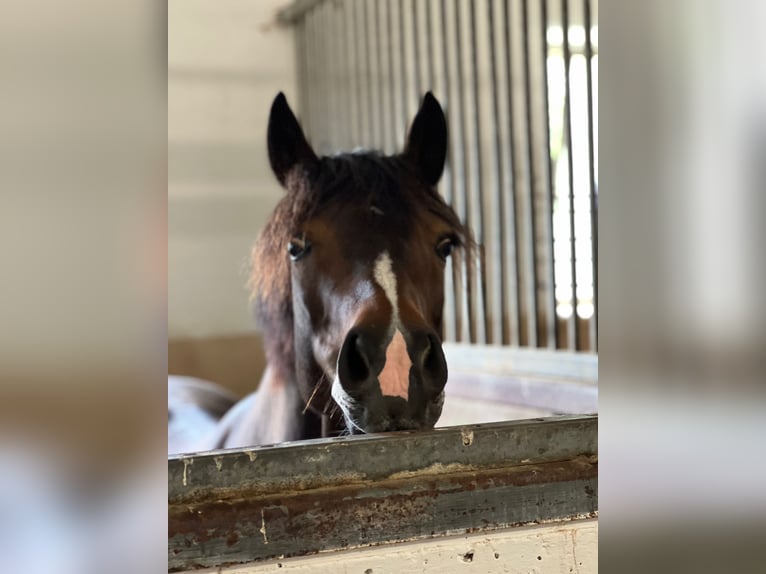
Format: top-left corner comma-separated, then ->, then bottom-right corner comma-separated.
169,415 -> 597,571
277,0 -> 598,352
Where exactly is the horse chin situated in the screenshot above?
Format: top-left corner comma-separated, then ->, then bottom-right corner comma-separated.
330,376 -> 446,435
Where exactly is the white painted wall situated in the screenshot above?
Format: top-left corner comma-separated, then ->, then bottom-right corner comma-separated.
168,0 -> 296,339
189,519 -> 598,574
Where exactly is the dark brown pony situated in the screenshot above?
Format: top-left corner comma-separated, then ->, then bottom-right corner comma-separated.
169,92 -> 470,451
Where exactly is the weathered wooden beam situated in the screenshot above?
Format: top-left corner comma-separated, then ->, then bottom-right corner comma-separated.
169,416 -> 597,571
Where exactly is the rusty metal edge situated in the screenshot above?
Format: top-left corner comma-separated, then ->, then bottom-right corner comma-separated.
169,415 -> 597,503
169,456 -> 597,570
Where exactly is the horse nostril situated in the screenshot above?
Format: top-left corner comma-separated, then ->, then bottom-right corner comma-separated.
338,332 -> 371,389
421,332 -> 447,391
419,335 -> 432,367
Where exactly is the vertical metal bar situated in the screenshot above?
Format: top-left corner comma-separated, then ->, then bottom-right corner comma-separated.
521,0 -> 539,347
302,11 -> 311,141
363,0 -> 376,146
386,0 -> 399,151
327,4 -> 339,149
320,2 -> 335,152
305,9 -> 317,143
562,0 -> 579,350
487,0 -> 506,346
295,17 -> 309,136
375,0 -> 396,153
468,0 -> 488,344
502,0 -> 522,346
398,0 -> 409,130
453,0 -> 475,343
412,0 -> 421,98
393,0 -> 406,147
341,0 -> 354,149
439,0 -> 455,209
315,5 -> 327,151
343,0 -> 357,146
312,4 -> 323,149
356,0 -> 369,146
350,0 -> 364,145
387,0 -> 406,153
371,0 -> 387,150
331,1 -> 349,150
425,0 -> 435,91
584,0 -> 597,351
539,0 -> 557,349
440,0 -> 460,342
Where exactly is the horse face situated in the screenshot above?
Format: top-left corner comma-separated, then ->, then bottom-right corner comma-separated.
267,93 -> 465,435
290,200 -> 454,434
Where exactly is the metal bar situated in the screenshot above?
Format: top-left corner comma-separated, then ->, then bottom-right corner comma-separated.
425,0 -> 435,91
521,0 -> 539,347
170,462 -> 596,570
487,0 -> 506,346
398,0 -> 409,129
372,0 -> 388,150
344,0 -> 360,146
584,0 -> 598,351
386,0 -> 398,151
562,0 -> 579,350
502,0 -> 522,345
350,0 -> 364,145
168,416 -> 598,569
331,1 -> 349,150
295,17 -> 310,135
468,0 -> 488,345
319,2 -> 333,152
318,4 -> 330,150
170,416 -> 596,501
325,4 -> 338,148
353,0 -> 368,145
343,1 -> 354,147
453,0 -> 474,343
363,0 -> 376,146
412,0 -> 421,98
540,0 -> 558,349
438,0 -> 454,208
306,8 -> 319,143
439,0 -> 459,342
376,0 -> 391,152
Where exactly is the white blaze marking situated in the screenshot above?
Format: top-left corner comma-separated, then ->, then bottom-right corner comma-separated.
373,252 -> 398,321
373,251 -> 411,400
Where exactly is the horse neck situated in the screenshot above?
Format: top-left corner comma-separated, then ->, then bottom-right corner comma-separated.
257,297 -> 347,438
260,311 -> 297,389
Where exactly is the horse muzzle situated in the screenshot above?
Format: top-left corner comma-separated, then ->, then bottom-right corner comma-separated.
333,324 -> 448,433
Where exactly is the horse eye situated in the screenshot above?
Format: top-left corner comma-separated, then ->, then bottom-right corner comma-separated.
287,238 -> 311,261
435,237 -> 454,260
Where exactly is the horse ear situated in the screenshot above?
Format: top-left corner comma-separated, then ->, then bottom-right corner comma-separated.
403,92 -> 448,186
267,93 -> 318,187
